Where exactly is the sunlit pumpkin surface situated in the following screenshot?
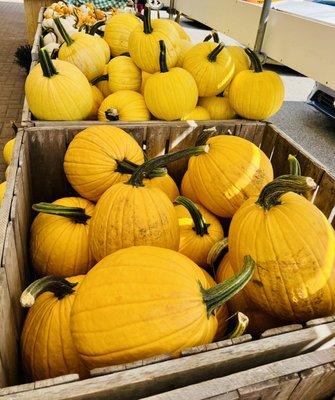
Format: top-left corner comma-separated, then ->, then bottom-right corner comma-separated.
107,56 -> 142,93
198,96 -> 236,120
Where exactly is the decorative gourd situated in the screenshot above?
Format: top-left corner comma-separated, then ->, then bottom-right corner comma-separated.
107,56 -> 141,92
175,196 -> 224,268
64,125 -> 144,202
94,65 -> 112,97
228,174 -> 335,322
70,245 -> 254,369
128,6 -> 180,73
89,146 -> 206,261
229,48 -> 284,120
227,46 -> 251,77
3,138 -> 15,165
140,70 -> 152,95
176,39 -> 193,67
30,198 -> 95,277
104,13 -> 141,57
183,134 -> 274,218
21,276 -> 88,380
198,93 -> 236,120
181,106 -> 210,121
54,17 -> 106,81
98,90 -> 150,121
86,85 -> 104,120
25,49 -> 92,121
0,181 -> 6,206
183,41 -> 235,96
144,41 -> 198,121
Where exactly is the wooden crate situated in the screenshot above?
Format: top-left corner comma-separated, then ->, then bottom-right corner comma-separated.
0,120 -> 335,399
24,2 -> 50,44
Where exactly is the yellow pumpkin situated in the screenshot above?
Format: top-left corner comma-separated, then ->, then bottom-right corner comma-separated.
0,181 -> 6,206
3,138 -> 15,165
104,13 -> 141,57
107,56 -> 141,92
25,49 -> 93,121
176,39 -> 193,67
166,19 -> 190,41
89,148 -> 203,261
229,175 -> 335,323
30,197 -> 95,277
86,85 -> 104,120
70,245 -> 254,369
140,70 -> 152,95
144,174 -> 179,202
175,196 -> 224,268
64,125 -> 144,202
229,48 -> 284,120
198,94 -> 236,120
144,40 -> 198,121
227,46 -> 251,77
95,65 -> 112,97
55,18 -> 106,81
181,106 -> 210,121
21,276 -> 88,380
180,171 -> 202,204
128,7 -> 180,73
183,135 -> 274,218
217,253 -> 280,337
183,42 -> 235,97
98,90 -> 150,121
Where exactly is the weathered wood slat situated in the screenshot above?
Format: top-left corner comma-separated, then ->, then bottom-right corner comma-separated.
313,171 -> 335,220
261,324 -> 303,338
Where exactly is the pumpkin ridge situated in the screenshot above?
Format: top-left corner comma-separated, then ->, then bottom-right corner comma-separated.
57,300 -> 69,374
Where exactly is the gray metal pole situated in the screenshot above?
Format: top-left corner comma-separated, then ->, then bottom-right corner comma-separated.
254,0 -> 272,54
169,0 -> 175,19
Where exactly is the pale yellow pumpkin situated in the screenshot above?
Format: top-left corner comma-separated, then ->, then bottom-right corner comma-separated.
227,46 -> 251,77
104,13 -> 141,57
166,19 -> 190,41
181,106 -> 210,121
95,65 -> 112,97
3,138 -> 15,165
107,56 -> 141,92
176,39 -> 193,67
180,171 -> 202,204
25,49 -> 93,121
64,125 -> 144,202
140,70 -> 152,95
86,85 -> 104,120
198,95 -> 236,120
0,181 -> 6,206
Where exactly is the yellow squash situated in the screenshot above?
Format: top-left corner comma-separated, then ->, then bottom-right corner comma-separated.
176,39 -> 193,67
98,90 -> 150,121
175,196 -> 224,268
198,94 -> 236,120
25,49 -> 93,121
228,174 -> 335,322
183,134 -> 273,218
227,46 -> 251,77
86,85 -> 104,120
30,197 -> 95,277
0,181 -> 6,206
144,40 -> 198,121
104,13 -> 141,57
3,138 -> 15,165
107,56 -> 141,92
181,106 -> 210,121
64,125 -> 144,201
54,17 -> 106,81
70,246 -> 254,369
229,48 -> 284,120
21,276 -> 88,380
183,42 -> 235,97
128,6 -> 180,73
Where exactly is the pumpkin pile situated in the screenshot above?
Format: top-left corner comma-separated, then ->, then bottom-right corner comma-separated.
26,7 -> 285,121
20,125 -> 335,382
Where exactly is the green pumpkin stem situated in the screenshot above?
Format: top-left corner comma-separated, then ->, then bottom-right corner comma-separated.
20,276 -> 77,307
202,255 -> 255,316
143,5 -> 153,34
211,31 -> 220,43
54,17 -> 74,46
245,48 -> 262,73
91,74 -> 108,85
89,20 -> 105,36
175,196 -> 210,236
39,35 -> 45,48
256,175 -> 316,211
207,237 -> 228,266
32,202 -> 91,224
39,48 -> 58,78
128,145 -> 208,187
223,312 -> 249,339
195,127 -> 217,146
115,159 -> 167,178
105,108 -> 119,121
207,42 -> 225,62
159,40 -> 169,73
288,154 -> 301,176
203,33 -> 212,42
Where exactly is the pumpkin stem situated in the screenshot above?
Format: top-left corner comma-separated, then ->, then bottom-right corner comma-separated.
39,35 -> 45,49
256,175 -> 317,211
175,11 -> 181,23
195,127 -> 217,146
223,312 -> 249,339
39,48 -> 58,78
159,40 -> 169,73
207,42 -> 225,62
202,255 -> 255,316
105,108 -> 119,121
121,52 -> 131,57
53,17 -> 74,46
91,74 -> 108,85
21,276 -> 77,307
288,154 -> 301,176
32,202 -> 91,224
143,5 -> 153,34
128,145 -> 209,187
89,20 -> 105,36
115,159 -> 167,178
207,237 -> 228,266
203,31 -> 219,43
245,48 -> 262,73
203,33 -> 212,42
175,196 -> 210,236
